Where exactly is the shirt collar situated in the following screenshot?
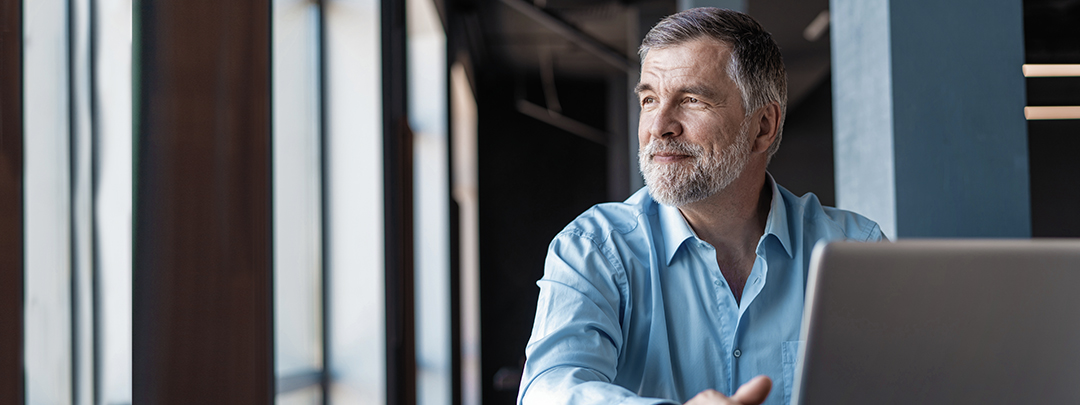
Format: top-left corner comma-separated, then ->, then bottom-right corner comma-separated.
659,202 -> 695,265
763,173 -> 794,259
658,173 -> 793,265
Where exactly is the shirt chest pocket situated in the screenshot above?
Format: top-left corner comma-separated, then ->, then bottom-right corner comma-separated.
781,340 -> 803,405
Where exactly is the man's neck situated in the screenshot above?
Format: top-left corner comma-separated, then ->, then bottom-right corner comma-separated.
679,172 -> 771,250
677,169 -> 772,296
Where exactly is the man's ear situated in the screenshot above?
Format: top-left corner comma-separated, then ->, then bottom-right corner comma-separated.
751,102 -> 781,154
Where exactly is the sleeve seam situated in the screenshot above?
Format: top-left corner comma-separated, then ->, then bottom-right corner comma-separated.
554,229 -> 631,365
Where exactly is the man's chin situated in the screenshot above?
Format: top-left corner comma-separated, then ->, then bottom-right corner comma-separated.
647,183 -> 709,207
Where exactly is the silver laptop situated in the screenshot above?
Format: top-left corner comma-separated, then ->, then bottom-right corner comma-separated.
792,239 -> 1080,405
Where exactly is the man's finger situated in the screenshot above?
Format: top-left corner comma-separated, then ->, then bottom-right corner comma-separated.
730,375 -> 772,405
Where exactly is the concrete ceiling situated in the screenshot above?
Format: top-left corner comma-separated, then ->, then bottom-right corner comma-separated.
477,0 -> 833,109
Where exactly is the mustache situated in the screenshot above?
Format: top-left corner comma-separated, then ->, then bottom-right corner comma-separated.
642,139 -> 702,158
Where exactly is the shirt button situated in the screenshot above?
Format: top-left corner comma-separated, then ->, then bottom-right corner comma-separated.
733,349 -> 742,358
713,280 -> 722,286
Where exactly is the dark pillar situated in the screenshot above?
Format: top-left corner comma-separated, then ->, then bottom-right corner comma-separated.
0,0 -> 24,403
132,0 -> 273,403
383,0 -> 416,403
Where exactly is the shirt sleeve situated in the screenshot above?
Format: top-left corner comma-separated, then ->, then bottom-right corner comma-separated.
864,222 -> 886,242
517,230 -> 678,405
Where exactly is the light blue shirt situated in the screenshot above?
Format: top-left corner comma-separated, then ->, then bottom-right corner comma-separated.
518,178 -> 884,405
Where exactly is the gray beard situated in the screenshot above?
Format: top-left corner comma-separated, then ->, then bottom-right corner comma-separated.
639,121 -> 752,207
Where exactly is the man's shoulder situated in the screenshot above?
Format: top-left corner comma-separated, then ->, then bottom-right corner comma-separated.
778,186 -> 884,242
557,188 -> 655,244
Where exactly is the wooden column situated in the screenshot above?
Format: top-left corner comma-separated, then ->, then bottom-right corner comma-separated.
132,0 -> 273,403
0,0 -> 24,403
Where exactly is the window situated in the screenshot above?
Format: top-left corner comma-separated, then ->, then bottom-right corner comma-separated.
272,0 -> 388,403
24,0 -> 133,403
20,0 -> 453,403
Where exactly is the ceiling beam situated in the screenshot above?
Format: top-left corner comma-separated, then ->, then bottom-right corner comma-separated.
498,0 -> 635,73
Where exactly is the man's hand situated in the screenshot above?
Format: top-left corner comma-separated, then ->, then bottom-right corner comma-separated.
683,376 -> 772,405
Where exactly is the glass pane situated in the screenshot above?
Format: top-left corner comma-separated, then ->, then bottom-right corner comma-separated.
273,0 -> 324,385
94,0 -> 135,400
324,0 -> 385,403
24,0 -> 74,403
407,0 -> 450,404
451,62 -> 481,405
277,385 -> 322,405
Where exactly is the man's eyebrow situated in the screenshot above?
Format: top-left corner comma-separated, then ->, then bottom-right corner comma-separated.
679,85 -> 720,100
634,83 -> 652,95
633,83 -> 721,100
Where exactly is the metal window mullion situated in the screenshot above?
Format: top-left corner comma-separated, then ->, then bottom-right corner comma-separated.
66,0 -> 98,403
65,0 -> 78,402
87,0 -> 102,402
315,0 -> 331,404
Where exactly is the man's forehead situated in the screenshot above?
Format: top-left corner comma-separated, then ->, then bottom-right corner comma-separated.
637,38 -> 733,92
643,42 -> 730,76
642,37 -> 732,67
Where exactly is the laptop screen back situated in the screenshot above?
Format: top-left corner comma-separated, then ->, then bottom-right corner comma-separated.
792,240 -> 1080,405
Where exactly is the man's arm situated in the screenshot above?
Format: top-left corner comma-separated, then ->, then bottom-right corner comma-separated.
519,230 -> 775,405
517,231 -> 677,405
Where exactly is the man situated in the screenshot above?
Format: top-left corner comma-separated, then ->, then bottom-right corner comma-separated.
517,7 -> 884,405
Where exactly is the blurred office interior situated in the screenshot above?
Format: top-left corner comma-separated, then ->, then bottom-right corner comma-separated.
0,0 -> 1077,404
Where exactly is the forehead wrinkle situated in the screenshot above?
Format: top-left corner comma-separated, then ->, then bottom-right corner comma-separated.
639,45 -> 731,102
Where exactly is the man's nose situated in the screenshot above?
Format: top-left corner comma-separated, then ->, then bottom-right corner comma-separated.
648,105 -> 682,139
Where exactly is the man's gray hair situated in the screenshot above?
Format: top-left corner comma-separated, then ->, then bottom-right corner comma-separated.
639,7 -> 787,161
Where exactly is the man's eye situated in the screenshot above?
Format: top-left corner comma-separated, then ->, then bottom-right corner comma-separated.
641,97 -> 655,105
687,97 -> 699,104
